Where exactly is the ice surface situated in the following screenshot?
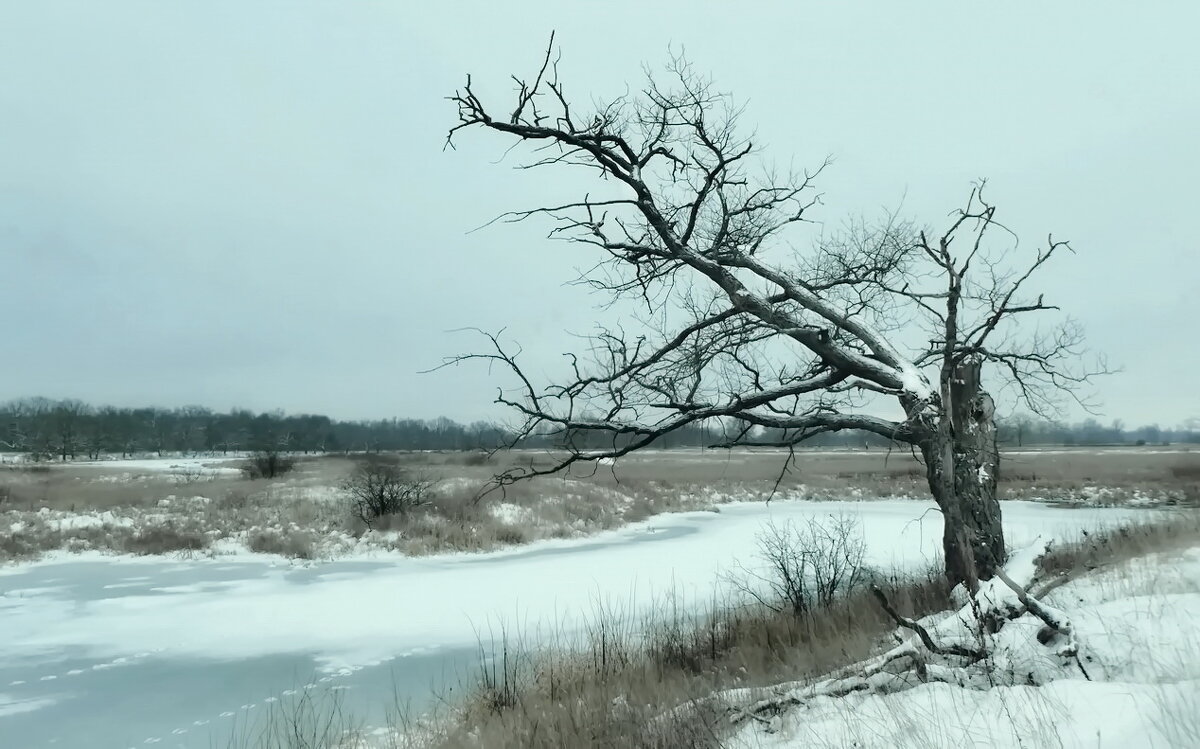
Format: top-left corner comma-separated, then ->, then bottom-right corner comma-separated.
1,500 -> 1141,672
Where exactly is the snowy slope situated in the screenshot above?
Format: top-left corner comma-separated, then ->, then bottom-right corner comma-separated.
730,546 -> 1200,749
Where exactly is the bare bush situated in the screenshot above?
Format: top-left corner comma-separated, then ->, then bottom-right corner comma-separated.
223,683 -> 369,749
247,528 -> 316,559
173,467 -> 213,485
343,459 -> 436,529
122,524 -> 209,555
242,449 -> 296,480
1,526 -> 61,562
730,514 -> 866,616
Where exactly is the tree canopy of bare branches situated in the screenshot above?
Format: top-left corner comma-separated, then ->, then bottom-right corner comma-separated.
444,38 -> 1107,587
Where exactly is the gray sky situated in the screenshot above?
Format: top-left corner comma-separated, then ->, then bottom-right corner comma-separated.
1,1 -> 1197,427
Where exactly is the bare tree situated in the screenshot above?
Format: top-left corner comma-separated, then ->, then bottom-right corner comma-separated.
445,40 -> 1105,589
50,399 -> 89,462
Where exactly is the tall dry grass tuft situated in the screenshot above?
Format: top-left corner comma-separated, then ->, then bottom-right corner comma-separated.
1038,510 -> 1200,580
420,563 -> 950,749
222,684 -> 370,749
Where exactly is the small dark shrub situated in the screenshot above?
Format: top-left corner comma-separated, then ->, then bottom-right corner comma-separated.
343,458 -> 435,528
242,450 -> 296,480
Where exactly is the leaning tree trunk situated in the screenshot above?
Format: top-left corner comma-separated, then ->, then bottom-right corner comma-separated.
922,360 -> 1005,589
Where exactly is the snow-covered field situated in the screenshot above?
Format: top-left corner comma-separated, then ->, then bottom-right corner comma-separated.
0,500 -> 1150,748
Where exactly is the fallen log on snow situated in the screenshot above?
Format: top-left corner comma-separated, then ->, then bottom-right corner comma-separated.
710,535 -> 1095,730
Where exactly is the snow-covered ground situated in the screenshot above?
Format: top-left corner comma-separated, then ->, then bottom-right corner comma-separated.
730,543 -> 1200,749
0,500 -> 1150,748
71,455 -> 246,476
603,447 -> 1196,460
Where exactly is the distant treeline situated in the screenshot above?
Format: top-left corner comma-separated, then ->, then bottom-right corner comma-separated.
0,398 -> 1196,461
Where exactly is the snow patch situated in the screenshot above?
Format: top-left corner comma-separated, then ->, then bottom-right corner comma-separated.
0,692 -> 57,718
489,502 -> 532,525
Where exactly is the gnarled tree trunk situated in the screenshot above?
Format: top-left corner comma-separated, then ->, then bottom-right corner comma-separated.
922,360 -> 1004,589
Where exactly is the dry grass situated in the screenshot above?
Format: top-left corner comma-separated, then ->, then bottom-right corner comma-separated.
0,455 -> 337,512
223,685 -> 372,749
0,517 -> 213,560
410,566 -> 950,749
122,522 -> 210,555
0,526 -> 57,560
393,446 -> 1200,506
247,527 -> 318,559
2,447 -> 1196,564
1039,509 -> 1200,580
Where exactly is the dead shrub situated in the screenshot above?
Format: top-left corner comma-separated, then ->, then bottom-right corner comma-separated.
242,450 -> 296,480
247,528 -> 316,559
727,513 -> 867,616
217,488 -> 253,510
344,458 -> 436,529
493,525 -> 528,546
0,527 -> 62,562
122,524 -> 209,555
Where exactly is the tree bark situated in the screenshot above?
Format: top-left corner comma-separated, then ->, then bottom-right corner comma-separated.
922,360 -> 1005,588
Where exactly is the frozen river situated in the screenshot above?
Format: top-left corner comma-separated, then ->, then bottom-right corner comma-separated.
0,500 -> 1148,748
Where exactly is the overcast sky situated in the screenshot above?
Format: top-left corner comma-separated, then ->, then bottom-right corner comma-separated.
1,2 -> 1197,427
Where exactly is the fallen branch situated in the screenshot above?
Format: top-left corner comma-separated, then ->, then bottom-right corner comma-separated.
995,569 -> 1069,632
871,585 -> 982,660
667,538 -> 1086,733
995,568 -> 1091,681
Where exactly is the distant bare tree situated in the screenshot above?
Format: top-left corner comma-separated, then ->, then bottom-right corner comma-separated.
445,40 -> 1107,588
50,399 -> 89,461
